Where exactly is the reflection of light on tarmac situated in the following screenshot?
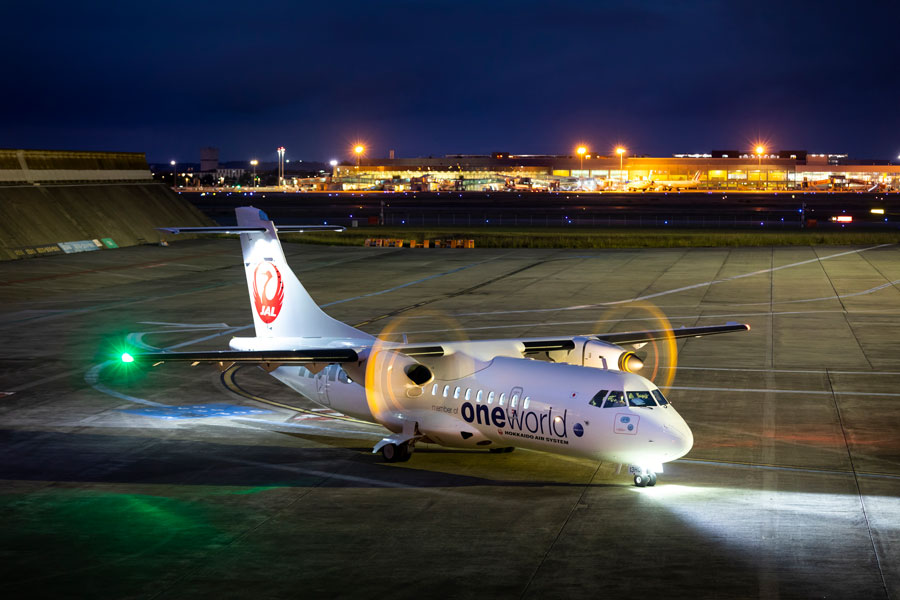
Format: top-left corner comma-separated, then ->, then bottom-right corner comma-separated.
629,478 -> 900,563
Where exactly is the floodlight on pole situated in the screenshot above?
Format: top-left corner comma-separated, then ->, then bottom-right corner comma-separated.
277,147 -> 286,185
576,146 -> 587,173
250,159 -> 258,187
170,160 -> 176,188
755,145 -> 765,189
354,144 -> 365,168
615,147 -> 626,176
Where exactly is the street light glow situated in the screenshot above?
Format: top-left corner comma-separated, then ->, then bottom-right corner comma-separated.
576,146 -> 587,156
250,159 -> 258,166
755,145 -> 765,155
329,159 -> 338,167
354,145 -> 365,155
170,160 -> 175,166
616,147 -> 626,156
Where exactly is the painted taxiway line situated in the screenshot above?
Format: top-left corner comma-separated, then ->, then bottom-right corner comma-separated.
677,457 -> 900,481
431,243 -> 894,318
665,366 -> 900,375
668,385 -> 900,397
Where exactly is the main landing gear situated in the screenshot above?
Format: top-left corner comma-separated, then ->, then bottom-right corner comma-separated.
633,472 -> 657,487
380,441 -> 413,463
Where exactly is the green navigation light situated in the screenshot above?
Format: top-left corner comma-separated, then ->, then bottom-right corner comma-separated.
121,352 -> 135,363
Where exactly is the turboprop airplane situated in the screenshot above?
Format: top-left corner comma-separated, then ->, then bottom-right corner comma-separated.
122,206 -> 749,487
652,170 -> 702,191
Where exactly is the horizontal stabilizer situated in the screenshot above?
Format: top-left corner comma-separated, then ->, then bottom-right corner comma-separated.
157,225 -> 345,234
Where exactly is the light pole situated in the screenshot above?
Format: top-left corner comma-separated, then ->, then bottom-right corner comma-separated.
354,144 -> 365,168
170,160 -> 176,188
755,145 -> 765,190
616,147 -> 626,182
277,147 -> 286,186
576,146 -> 587,174
250,159 -> 258,187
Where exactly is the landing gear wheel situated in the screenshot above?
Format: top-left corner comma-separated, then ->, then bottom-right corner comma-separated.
381,442 -> 412,463
633,474 -> 649,487
647,472 -> 658,487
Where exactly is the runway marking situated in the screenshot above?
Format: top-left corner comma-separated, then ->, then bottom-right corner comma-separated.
678,457 -> 900,481
8,368 -> 87,392
220,365 -> 374,425
84,362 -> 166,407
667,366 -> 900,375
430,244 -> 895,318
669,385 -> 900,397
320,254 -> 508,308
0,248 -> 231,285
232,417 -> 381,438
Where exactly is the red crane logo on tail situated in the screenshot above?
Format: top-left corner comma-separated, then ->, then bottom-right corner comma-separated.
252,262 -> 284,324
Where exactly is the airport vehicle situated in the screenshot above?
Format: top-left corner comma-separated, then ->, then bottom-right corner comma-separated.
124,206 -> 749,486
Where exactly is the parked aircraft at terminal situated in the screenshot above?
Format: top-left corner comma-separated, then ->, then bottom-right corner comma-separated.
123,206 -> 750,486
626,171 -> 702,192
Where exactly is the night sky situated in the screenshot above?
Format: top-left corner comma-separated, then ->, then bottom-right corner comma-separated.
3,0 -> 899,163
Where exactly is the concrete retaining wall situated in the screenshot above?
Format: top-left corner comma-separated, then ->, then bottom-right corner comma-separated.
0,183 -> 214,260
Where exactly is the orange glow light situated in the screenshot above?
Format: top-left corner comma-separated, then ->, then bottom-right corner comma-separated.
576,146 -> 587,156
615,147 -> 626,156
755,145 -> 765,155
354,145 -> 365,155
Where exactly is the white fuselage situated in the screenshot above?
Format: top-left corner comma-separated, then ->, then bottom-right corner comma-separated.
271,355 -> 693,470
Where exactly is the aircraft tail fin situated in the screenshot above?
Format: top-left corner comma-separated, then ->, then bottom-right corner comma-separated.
232,207 -> 367,340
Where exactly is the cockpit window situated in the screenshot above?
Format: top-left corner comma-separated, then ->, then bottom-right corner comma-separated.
651,389 -> 669,406
589,390 -> 608,407
627,391 -> 657,407
603,391 -> 626,408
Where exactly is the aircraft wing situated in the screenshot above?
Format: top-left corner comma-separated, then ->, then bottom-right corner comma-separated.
591,322 -> 750,345
517,322 -> 750,353
123,348 -> 359,366
392,322 -> 750,358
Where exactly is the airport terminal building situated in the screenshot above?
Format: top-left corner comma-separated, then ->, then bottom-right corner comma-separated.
334,151 -> 900,192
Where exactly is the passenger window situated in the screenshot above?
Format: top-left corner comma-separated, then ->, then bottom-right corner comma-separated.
523,397 -> 530,409
487,391 -> 495,404
443,385 -> 450,398
512,393 -> 519,405
454,386 -> 461,399
627,391 -> 656,407
476,390 -> 483,403
603,391 -> 626,408
499,393 -> 506,406
432,383 -> 438,396
652,389 -> 669,406
465,388 -> 471,401
589,389 -> 609,407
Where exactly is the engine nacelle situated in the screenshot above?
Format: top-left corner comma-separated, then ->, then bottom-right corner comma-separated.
361,349 -> 434,431
569,338 -> 645,373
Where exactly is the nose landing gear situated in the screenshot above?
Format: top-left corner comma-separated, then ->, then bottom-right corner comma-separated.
629,464 -> 659,487
633,472 -> 657,487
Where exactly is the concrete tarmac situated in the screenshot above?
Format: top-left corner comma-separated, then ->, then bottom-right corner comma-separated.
1,239 -> 899,599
